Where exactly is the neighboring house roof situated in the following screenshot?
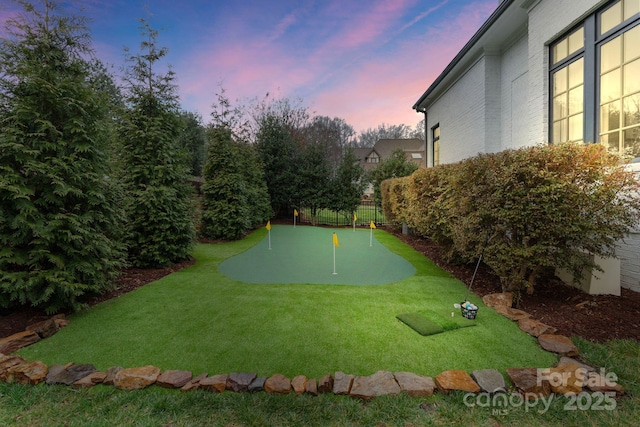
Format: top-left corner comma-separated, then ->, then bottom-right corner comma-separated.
374,138 -> 426,167
354,138 -> 426,170
413,0 -> 528,112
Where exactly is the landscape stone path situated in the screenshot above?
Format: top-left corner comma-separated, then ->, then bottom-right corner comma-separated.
0,293 -> 625,400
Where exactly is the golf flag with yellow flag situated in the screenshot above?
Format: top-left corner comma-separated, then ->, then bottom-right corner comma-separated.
369,221 -> 375,247
332,232 -> 339,275
353,213 -> 357,232
293,209 -> 298,227
266,221 -> 272,249
294,209 -> 299,217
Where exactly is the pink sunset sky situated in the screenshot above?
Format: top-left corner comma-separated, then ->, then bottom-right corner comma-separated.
0,0 -> 499,135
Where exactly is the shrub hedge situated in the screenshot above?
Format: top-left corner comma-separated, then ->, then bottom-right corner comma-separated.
381,143 -> 640,296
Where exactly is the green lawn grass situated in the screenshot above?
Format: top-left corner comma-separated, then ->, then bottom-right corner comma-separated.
19,227 -> 555,378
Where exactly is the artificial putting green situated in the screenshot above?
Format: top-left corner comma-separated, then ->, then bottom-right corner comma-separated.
18,227 -> 557,378
218,225 -> 415,285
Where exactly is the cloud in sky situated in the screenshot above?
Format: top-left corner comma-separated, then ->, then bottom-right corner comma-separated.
0,0 -> 499,134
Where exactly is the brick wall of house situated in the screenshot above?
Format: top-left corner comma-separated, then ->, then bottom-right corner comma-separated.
426,56 -> 487,165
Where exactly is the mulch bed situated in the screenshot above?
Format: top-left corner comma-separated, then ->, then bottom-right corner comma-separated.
2,229 -> 639,343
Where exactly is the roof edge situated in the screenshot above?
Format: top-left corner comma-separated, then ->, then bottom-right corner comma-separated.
412,0 -> 516,111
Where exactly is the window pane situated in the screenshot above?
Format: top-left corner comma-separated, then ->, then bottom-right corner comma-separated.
569,113 -> 584,141
554,94 -> 568,119
601,101 -> 621,131
554,119 -> 568,142
624,94 -> 640,126
553,68 -> 567,94
624,60 -> 640,95
601,1 -> 623,34
568,27 -> 585,54
569,58 -> 584,86
569,87 -> 583,114
623,24 -> 640,62
623,126 -> 640,157
601,37 -> 622,72
601,132 -> 621,153
553,39 -> 568,64
624,0 -> 640,20
601,69 -> 621,102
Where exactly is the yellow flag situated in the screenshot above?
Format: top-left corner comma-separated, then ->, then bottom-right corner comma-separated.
370,221 -> 376,229
266,220 -> 271,231
294,209 -> 299,217
333,232 -> 339,247
353,214 -> 357,221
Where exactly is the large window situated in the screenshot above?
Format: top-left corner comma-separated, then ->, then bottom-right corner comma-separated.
550,0 -> 640,159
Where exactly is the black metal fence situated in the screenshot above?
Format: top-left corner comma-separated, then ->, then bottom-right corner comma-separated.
297,200 -> 387,227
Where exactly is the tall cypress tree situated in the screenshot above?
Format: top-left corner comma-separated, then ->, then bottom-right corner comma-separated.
0,1 -> 126,313
118,20 -> 194,267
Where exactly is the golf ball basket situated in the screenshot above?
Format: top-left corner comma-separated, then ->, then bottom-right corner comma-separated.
460,301 -> 478,320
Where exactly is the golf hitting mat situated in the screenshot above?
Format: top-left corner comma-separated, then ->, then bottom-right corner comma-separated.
218,225 -> 415,285
396,312 -> 476,336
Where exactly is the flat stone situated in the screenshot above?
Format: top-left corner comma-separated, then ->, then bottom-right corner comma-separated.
5,361 -> 48,385
435,370 -> 480,394
318,373 -> 333,393
0,330 -> 41,354
157,370 -> 193,389
494,305 -> 532,321
26,318 -> 60,339
557,357 -> 595,373
264,374 -> 291,394
103,366 -> 123,386
47,364 -> 98,386
350,370 -> 401,400
394,372 -> 435,397
585,371 -> 625,395
73,372 -> 107,388
517,318 -> 557,337
291,375 -> 307,395
200,374 -> 228,393
226,372 -> 257,393
538,334 -> 579,357
482,292 -> 513,308
506,368 -> 551,397
540,364 -> 584,395
248,376 -> 267,393
0,354 -> 27,380
181,372 -> 208,392
305,378 -> 318,396
114,365 -> 161,390
332,371 -> 354,395
471,369 -> 506,394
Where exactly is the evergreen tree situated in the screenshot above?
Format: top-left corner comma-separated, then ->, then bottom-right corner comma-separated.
0,0 -> 125,313
178,111 -> 206,177
118,20 -> 194,267
200,126 -> 270,240
293,142 -> 332,225
256,115 -> 298,217
330,147 -> 366,221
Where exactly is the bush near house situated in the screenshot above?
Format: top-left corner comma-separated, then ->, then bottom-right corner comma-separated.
382,143 -> 640,297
